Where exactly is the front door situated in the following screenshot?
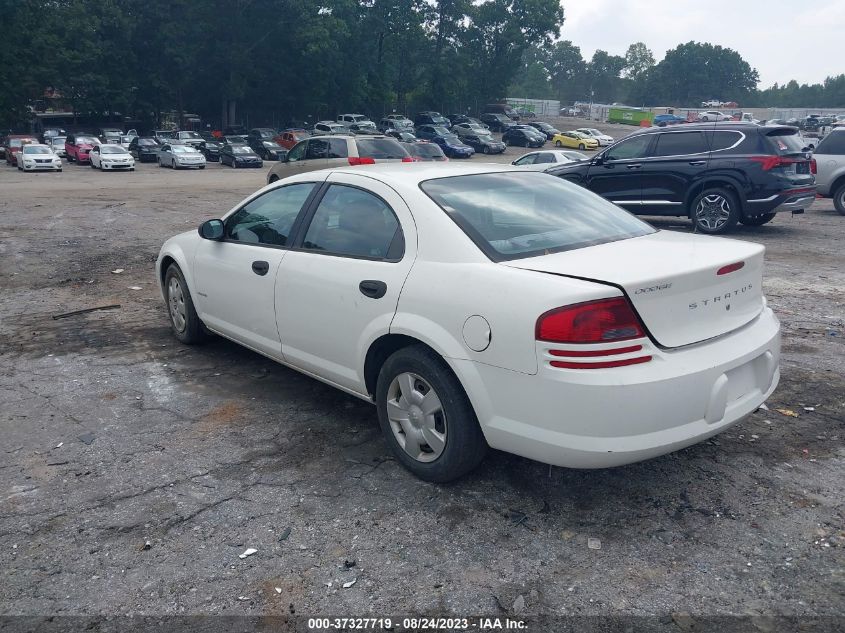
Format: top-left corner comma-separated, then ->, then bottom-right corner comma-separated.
585,133 -> 654,209
192,182 -> 319,358
275,173 -> 417,393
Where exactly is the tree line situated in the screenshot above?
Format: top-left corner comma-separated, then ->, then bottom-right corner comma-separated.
1,0 -> 842,133
511,40 -> 845,110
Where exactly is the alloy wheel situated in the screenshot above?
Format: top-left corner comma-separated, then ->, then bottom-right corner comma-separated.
695,194 -> 732,231
167,276 -> 187,333
386,372 -> 447,463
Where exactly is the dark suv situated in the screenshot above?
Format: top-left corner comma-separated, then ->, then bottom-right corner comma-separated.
546,122 -> 817,233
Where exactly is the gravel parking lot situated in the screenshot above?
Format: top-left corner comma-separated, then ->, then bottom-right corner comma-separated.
1,144 -> 843,626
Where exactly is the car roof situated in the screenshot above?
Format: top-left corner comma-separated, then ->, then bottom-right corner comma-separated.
326,162 -> 519,187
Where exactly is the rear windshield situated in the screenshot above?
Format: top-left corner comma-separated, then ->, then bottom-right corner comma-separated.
421,172 -> 654,261
766,129 -> 808,154
355,138 -> 408,159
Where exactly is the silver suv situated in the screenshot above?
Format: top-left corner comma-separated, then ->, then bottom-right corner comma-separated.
266,135 -> 411,183
813,129 -> 845,215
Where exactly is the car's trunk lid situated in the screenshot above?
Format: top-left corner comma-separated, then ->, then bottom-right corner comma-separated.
504,231 -> 765,348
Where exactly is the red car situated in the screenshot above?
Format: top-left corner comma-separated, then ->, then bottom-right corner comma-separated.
64,132 -> 100,163
274,129 -> 309,150
4,135 -> 38,165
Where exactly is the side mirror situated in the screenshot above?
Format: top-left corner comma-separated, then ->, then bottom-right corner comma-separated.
592,154 -> 605,166
198,219 -> 224,240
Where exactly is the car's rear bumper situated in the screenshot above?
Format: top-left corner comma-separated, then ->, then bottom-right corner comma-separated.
453,306 -> 780,469
747,186 -> 817,214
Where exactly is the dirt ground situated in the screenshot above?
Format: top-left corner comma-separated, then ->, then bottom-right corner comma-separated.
0,143 -> 843,630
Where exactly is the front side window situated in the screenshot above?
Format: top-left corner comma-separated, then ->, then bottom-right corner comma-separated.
815,132 -> 845,155
421,172 -> 653,261
287,141 -> 307,162
653,131 -> 709,157
513,154 -> 536,165
225,183 -> 315,246
302,185 -> 401,259
603,135 -> 652,161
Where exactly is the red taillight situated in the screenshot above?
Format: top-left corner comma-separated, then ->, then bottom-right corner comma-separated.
536,297 -> 644,343
348,157 -> 375,166
810,158 -> 817,174
401,156 -> 413,162
717,261 -> 745,275
549,345 -> 643,358
750,155 -> 810,171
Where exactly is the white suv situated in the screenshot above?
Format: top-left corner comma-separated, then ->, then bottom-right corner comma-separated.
266,135 -> 411,182
813,129 -> 845,214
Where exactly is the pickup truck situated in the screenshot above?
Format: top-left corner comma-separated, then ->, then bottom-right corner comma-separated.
813,128 -> 845,214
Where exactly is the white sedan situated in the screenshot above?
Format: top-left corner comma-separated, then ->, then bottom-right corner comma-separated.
89,144 -> 135,170
17,144 -> 63,171
698,111 -> 733,122
576,128 -> 614,146
511,150 -> 587,170
156,164 -> 780,482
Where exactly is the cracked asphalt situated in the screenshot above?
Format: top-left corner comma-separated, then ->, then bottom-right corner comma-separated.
0,137 -> 843,625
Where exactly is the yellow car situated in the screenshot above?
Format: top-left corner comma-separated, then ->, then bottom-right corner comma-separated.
552,131 -> 599,150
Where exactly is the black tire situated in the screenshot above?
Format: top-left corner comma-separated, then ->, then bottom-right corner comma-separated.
158,158 -> 163,168
163,264 -> 208,344
833,183 -> 845,216
268,175 -> 279,183
740,212 -> 776,226
555,140 -> 562,147
578,143 -> 585,150
483,146 -> 490,154
690,187 -> 740,234
376,344 -> 487,483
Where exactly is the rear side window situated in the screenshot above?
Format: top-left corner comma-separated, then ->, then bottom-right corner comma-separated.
652,131 -> 709,156
355,138 -> 408,159
327,138 -> 348,158
814,132 -> 845,155
421,172 -> 654,261
302,185 -> 402,259
708,131 -> 744,152
766,130 -> 808,155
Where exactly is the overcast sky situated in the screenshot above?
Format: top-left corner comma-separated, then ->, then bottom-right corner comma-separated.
559,0 -> 844,87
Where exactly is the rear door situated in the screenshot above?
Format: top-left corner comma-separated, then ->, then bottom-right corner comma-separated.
584,133 -> 654,209
275,173 -> 417,392
637,130 -> 712,214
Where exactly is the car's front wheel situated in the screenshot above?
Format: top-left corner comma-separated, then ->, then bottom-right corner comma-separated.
164,264 -> 207,344
555,140 -> 562,147
578,143 -> 585,150
833,183 -> 845,216
740,212 -> 776,226
483,146 -> 490,154
691,188 -> 740,234
376,345 -> 487,482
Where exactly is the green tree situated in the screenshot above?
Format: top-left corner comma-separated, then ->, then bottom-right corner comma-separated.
623,42 -> 654,82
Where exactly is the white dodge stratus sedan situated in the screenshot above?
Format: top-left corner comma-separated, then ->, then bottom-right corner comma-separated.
156,164 -> 780,482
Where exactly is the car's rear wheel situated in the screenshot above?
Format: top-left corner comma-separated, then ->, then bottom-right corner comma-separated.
376,345 -> 487,482
164,264 -> 207,344
691,188 -> 740,234
740,212 -> 776,226
700,116 -> 710,122
833,183 -> 845,216
158,158 -> 163,168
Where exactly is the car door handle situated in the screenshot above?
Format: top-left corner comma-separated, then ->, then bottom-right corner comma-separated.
251,260 -> 270,276
626,163 -> 642,169
688,160 -> 706,166
359,280 -> 387,299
